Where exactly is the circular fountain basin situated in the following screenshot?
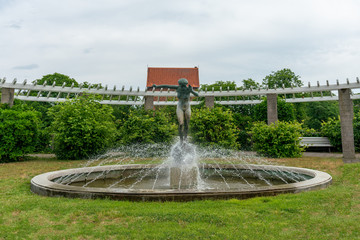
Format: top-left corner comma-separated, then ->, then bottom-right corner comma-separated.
31,164 -> 332,201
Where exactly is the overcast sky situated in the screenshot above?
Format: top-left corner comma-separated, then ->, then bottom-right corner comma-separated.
1,0 -> 360,89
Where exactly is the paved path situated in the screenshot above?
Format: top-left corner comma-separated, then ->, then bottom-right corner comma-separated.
303,152 -> 360,158
27,153 -> 56,158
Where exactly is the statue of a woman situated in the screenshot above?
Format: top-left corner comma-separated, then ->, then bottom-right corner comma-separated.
153,78 -> 199,143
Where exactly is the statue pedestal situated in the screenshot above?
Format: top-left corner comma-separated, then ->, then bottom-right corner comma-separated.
170,167 -> 198,189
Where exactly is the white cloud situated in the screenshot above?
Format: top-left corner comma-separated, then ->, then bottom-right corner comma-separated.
13,64 -> 39,70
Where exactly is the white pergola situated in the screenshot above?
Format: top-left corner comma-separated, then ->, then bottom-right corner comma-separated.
1,77 -> 359,163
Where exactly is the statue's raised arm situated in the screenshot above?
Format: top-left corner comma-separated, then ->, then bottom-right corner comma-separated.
189,85 -> 199,97
152,84 -> 178,90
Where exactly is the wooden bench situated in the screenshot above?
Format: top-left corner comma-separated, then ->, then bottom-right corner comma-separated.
300,137 -> 333,152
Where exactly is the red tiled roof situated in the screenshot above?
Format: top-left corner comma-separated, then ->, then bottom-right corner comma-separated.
146,67 -> 199,88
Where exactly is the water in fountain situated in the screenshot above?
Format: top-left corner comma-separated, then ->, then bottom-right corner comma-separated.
54,141 -> 310,191
168,141 -> 201,189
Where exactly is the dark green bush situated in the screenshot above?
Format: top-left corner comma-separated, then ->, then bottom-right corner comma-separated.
117,108 -> 177,144
190,107 -> 239,149
48,95 -> 116,160
0,108 -> 40,162
320,117 -> 342,151
233,113 -> 253,150
321,112 -> 360,152
253,97 -> 296,123
250,121 -> 305,158
300,126 -> 321,137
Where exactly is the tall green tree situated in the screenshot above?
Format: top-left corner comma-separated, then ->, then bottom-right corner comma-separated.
262,69 -> 302,89
240,78 -> 261,90
200,81 -> 237,92
33,73 -> 79,87
304,101 -> 339,130
253,97 -> 296,123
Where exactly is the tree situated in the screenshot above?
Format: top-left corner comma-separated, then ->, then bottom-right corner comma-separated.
262,69 -> 302,89
48,95 -> 116,160
321,111 -> 360,152
253,97 -> 296,123
31,73 -> 102,99
33,73 -> 79,87
200,79 -> 262,116
240,78 -> 261,90
200,81 -> 237,92
304,101 -> 339,130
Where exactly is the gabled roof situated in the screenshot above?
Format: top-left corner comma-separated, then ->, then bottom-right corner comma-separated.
146,67 -> 199,88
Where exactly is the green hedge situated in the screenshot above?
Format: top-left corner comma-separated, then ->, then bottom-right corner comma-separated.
48,95 -> 116,160
117,108 -> 177,144
250,121 -> 305,158
320,117 -> 342,151
321,111 -> 360,152
0,108 -> 40,162
190,107 -> 239,149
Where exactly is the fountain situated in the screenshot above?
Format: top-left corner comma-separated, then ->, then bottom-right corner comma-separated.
30,79 -> 332,201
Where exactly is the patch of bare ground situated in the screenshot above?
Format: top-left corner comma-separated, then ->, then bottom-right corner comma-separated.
269,157 -> 343,176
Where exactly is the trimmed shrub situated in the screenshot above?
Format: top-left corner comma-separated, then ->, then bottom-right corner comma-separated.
300,126 -> 321,137
320,117 -> 342,151
250,121 -> 305,158
48,95 -> 116,160
190,107 -> 239,149
233,113 -> 253,150
0,108 -> 40,162
321,112 -> 360,152
117,108 -> 177,144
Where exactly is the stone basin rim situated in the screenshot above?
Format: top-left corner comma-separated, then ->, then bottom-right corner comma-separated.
30,164 -> 332,200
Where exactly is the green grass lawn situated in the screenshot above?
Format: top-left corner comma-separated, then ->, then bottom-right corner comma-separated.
1,156 -> 360,239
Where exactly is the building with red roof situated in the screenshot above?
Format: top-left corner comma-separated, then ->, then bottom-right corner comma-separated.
146,67 -> 199,90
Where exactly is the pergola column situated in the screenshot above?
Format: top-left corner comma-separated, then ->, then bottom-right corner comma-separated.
267,93 -> 278,125
338,88 -> 357,163
205,96 -> 215,109
1,88 -> 15,107
144,96 -> 154,110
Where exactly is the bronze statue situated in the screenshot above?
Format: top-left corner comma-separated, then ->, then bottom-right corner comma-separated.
153,78 -> 199,143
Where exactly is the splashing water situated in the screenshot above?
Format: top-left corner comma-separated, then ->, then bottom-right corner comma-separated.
55,141 -> 309,191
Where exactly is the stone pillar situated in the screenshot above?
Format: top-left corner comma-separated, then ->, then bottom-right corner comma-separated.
267,93 -> 278,125
1,88 -> 15,107
205,96 -> 214,109
144,96 -> 154,110
338,88 -> 357,163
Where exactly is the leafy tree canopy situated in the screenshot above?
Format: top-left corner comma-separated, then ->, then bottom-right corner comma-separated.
262,68 -> 302,89
304,101 -> 339,130
200,81 -> 237,91
33,73 -> 79,87
253,96 -> 296,123
240,78 -> 261,90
